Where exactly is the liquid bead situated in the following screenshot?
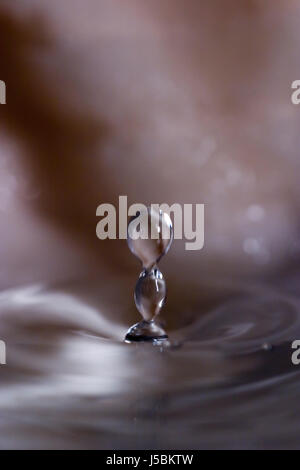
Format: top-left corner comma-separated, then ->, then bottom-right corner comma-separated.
127,208 -> 173,270
134,267 -> 166,321
125,207 -> 173,343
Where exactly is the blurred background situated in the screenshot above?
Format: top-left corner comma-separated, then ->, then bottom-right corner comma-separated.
1,0 -> 300,450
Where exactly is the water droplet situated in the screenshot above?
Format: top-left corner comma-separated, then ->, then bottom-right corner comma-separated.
125,207 -> 173,343
135,267 -> 166,321
127,206 -> 173,270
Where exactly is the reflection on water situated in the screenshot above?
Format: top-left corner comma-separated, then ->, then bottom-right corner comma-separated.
0,279 -> 300,449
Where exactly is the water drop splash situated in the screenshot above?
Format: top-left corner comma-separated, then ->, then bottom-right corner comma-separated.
125,206 -> 173,343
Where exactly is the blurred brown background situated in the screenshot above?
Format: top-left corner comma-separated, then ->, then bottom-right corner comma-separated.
1,0 -> 300,328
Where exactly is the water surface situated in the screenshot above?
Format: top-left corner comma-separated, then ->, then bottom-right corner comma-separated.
0,276 -> 299,449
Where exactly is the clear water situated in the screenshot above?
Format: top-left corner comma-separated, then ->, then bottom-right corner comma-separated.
126,207 -> 172,340
0,275 -> 299,449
